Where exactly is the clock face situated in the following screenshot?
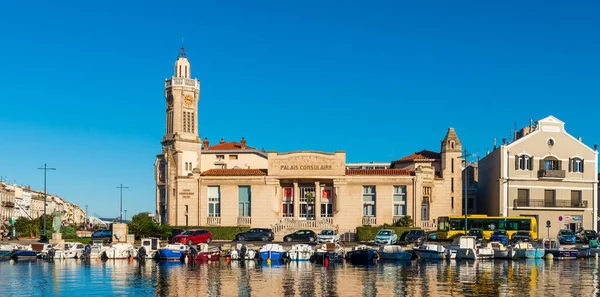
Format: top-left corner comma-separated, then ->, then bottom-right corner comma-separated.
184,95 -> 194,107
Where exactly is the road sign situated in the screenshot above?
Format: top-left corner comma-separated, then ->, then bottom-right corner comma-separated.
558,216 -> 563,222
546,220 -> 551,228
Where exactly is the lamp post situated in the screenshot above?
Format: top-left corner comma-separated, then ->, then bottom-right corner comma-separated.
38,164 -> 56,242
117,184 -> 128,223
124,210 -> 127,222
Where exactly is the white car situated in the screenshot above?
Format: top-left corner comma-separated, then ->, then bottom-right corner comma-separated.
317,229 -> 340,243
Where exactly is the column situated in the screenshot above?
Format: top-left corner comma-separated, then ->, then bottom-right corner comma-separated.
293,181 -> 299,220
315,181 -> 321,220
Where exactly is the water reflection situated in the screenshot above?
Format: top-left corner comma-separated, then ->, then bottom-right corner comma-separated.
0,258 -> 600,296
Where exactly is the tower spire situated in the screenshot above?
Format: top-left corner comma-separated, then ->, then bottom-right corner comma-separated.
178,35 -> 187,58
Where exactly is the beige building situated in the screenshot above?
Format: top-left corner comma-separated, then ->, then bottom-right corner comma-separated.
0,183 -> 15,222
478,116 -> 598,236
155,49 -> 463,234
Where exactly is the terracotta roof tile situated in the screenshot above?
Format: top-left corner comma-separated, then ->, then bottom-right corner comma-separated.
205,141 -> 257,151
346,169 -> 412,176
394,150 -> 440,162
201,169 -> 267,176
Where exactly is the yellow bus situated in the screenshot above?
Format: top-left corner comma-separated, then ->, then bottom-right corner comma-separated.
436,215 -> 538,241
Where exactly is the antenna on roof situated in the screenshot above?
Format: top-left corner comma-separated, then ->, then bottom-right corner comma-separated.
178,35 -> 187,58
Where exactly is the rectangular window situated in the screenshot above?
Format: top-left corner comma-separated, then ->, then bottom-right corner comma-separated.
282,187 -> 294,217
451,197 -> 454,209
421,197 -> 430,221
238,186 -> 251,217
362,186 -> 376,216
571,190 -> 582,207
451,178 -> 454,192
185,205 -> 188,213
321,187 -> 333,217
208,186 -> 220,217
517,189 -> 529,206
393,186 -> 406,216
229,155 -> 238,160
451,158 -> 454,173
544,189 -> 555,207
191,112 -> 195,134
216,155 -> 224,160
185,215 -> 188,227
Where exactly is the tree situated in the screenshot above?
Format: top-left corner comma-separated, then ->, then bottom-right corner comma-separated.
394,216 -> 414,227
131,212 -> 153,225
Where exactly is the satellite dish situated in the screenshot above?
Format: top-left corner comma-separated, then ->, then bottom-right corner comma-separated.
114,231 -> 122,240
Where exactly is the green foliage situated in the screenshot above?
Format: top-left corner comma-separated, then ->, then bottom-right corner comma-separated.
171,226 -> 251,240
70,237 -> 93,245
61,226 -> 78,239
393,216 -> 414,228
150,224 -> 172,239
131,212 -> 154,225
127,212 -> 172,240
356,225 -> 419,242
14,215 -> 53,238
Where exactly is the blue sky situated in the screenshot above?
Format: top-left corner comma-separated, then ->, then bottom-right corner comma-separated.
1,1 -> 599,218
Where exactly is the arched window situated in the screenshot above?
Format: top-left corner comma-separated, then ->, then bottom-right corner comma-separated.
570,158 -> 584,173
515,155 -> 533,170
543,156 -> 560,170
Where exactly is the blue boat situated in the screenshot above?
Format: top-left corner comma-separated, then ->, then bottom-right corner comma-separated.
541,238 -> 577,259
311,243 -> 346,264
258,244 -> 287,262
11,249 -> 40,260
0,250 -> 12,260
346,246 -> 379,264
157,243 -> 188,260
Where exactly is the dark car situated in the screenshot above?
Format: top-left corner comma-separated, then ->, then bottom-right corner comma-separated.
171,229 -> 213,245
426,231 -> 437,241
510,230 -> 533,244
577,229 -> 598,243
404,229 -> 425,245
467,228 -> 484,242
283,230 -> 317,243
235,228 -> 274,242
490,229 -> 509,245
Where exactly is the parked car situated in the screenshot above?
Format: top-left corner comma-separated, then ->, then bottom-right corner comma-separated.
558,229 -> 577,244
576,229 -> 598,243
169,228 -> 185,243
317,229 -> 340,243
510,230 -> 533,244
235,228 -> 274,242
91,229 -> 112,239
171,229 -> 213,245
467,228 -> 484,242
283,230 -> 317,242
404,229 -> 425,245
374,229 -> 398,245
490,229 -> 509,245
426,231 -> 437,241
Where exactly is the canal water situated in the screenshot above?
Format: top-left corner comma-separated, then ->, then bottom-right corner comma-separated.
0,258 -> 598,296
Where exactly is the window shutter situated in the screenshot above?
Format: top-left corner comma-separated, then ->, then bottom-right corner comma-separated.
529,157 -> 534,170
515,155 -> 519,170
581,159 -> 585,172
568,158 -> 572,172
539,159 -> 543,170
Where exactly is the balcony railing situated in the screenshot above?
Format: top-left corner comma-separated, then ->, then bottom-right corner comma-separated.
362,216 -> 377,226
207,217 -> 221,226
1,201 -> 15,208
237,216 -> 251,226
321,217 -> 334,225
165,77 -> 200,90
538,169 -> 565,178
421,220 -> 437,230
513,199 -> 588,208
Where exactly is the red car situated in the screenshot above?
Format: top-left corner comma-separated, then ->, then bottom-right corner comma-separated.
171,229 -> 213,245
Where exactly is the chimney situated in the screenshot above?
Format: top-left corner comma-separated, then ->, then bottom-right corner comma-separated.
220,138 -> 225,144
240,137 -> 247,148
203,137 -> 209,149
578,136 -> 582,142
261,148 -> 266,153
493,138 -> 496,149
594,144 -> 598,151
502,138 -> 506,145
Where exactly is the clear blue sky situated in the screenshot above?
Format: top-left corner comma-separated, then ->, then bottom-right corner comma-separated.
1,1 -> 599,218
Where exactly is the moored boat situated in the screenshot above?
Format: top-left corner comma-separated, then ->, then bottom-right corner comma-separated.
378,245 -> 413,260
541,238 -> 577,259
456,236 -> 494,260
576,239 -> 600,258
102,243 -> 138,260
289,244 -> 314,261
514,242 -> 544,259
413,244 -> 446,260
346,245 -> 379,264
138,238 -> 160,259
311,243 -> 345,264
258,244 -> 288,262
229,243 -> 256,260
186,243 -> 220,262
488,242 -> 515,259
157,243 -> 188,261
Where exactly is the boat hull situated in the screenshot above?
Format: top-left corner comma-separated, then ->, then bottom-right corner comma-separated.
379,250 -> 413,260
259,251 -> 286,262
158,249 -> 185,260
188,252 -> 220,262
525,249 -> 545,259
311,251 -> 344,264
545,249 -> 578,259
347,249 -> 378,264
11,250 -> 39,260
289,251 -> 312,261
414,248 -> 445,260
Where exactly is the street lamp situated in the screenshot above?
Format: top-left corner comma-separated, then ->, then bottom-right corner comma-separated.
124,210 -> 127,222
38,164 -> 56,242
117,184 -> 129,223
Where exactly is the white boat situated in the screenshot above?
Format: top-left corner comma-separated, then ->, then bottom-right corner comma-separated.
457,236 -> 493,260
488,242 -> 514,259
378,245 -> 413,260
102,243 -> 138,259
53,242 -> 86,259
89,242 -> 109,259
158,243 -> 189,260
138,238 -> 160,259
229,243 -> 257,260
413,244 -> 446,260
289,244 -> 314,261
445,238 -> 461,260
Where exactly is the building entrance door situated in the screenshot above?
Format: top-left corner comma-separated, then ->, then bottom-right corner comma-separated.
299,186 -> 316,220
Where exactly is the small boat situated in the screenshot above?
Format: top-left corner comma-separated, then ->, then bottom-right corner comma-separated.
102,243 -> 138,260
378,245 -> 413,260
346,245 -> 379,264
541,238 -> 577,259
229,243 -> 256,260
138,238 -> 160,259
514,242 -> 544,259
488,242 -> 515,259
0,244 -> 23,260
186,243 -> 220,262
311,243 -> 346,264
88,241 -> 109,259
11,244 -> 39,260
445,238 -> 461,260
258,244 -> 288,262
576,239 -> 600,258
289,244 -> 314,261
413,244 -> 446,260
157,243 -> 189,261
456,236 -> 494,260
50,242 -> 85,259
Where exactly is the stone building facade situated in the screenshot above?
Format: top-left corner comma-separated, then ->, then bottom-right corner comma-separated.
478,116 -> 598,236
155,50 -> 462,233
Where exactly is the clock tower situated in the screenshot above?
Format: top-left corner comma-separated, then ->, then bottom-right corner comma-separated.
155,46 -> 202,225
